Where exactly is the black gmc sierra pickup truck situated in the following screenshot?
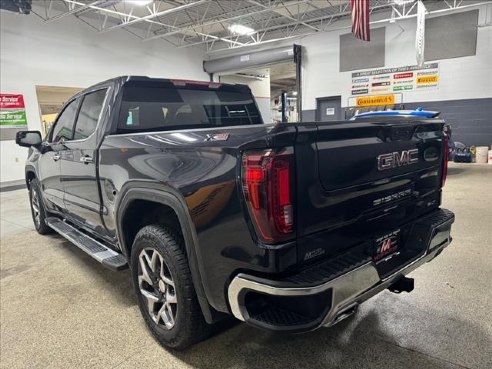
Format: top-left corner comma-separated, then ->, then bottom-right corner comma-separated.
16,76 -> 454,349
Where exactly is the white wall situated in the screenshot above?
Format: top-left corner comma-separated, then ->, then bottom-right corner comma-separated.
219,69 -> 271,123
300,3 -> 492,110
0,10 -> 208,183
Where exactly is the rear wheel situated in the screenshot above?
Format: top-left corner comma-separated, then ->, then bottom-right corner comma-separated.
131,225 -> 210,350
29,178 -> 52,235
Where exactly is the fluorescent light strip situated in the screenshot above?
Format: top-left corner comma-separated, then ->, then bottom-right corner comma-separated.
125,0 -> 153,6
228,24 -> 255,36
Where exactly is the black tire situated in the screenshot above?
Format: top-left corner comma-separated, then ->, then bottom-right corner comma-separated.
29,178 -> 52,235
131,225 -> 210,350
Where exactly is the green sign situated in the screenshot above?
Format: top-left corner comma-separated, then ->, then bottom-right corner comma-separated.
393,85 -> 414,91
0,110 -> 27,126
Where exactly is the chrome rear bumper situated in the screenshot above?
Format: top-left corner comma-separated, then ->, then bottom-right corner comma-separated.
227,209 -> 454,332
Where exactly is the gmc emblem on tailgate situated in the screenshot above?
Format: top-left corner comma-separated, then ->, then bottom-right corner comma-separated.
377,149 -> 419,171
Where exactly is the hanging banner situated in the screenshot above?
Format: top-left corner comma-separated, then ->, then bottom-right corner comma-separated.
0,94 -> 28,128
415,0 -> 427,67
351,63 -> 439,96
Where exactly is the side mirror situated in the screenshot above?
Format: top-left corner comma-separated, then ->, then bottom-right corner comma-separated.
15,131 -> 42,148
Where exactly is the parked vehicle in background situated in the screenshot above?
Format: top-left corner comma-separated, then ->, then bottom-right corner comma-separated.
16,76 -> 455,349
444,124 -> 456,161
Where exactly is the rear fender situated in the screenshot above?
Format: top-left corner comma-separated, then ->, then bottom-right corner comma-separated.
115,181 -> 218,323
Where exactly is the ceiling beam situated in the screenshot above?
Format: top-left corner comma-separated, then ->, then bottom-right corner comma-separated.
34,0 -> 488,54
200,0 -> 486,53
143,0 -> 314,42
177,1 -> 387,49
99,0 -> 209,33
270,72 -> 297,80
245,0 -> 321,32
54,0 -> 246,46
175,2 -> 368,49
43,0 -> 104,22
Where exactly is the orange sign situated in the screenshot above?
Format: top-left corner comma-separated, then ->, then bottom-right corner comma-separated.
356,94 -> 395,107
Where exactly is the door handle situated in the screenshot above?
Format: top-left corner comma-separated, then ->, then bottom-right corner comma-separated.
52,154 -> 61,161
80,155 -> 93,164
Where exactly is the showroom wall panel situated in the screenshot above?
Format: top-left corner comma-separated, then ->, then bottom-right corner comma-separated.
299,4 -> 492,145
339,27 -> 385,72
0,8 -> 208,183
425,10 -> 479,61
301,4 -> 492,110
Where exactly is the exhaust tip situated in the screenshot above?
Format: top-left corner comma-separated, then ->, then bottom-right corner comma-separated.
332,304 -> 359,326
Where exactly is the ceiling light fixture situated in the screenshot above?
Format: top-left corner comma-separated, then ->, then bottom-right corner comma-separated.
125,0 -> 153,6
228,24 -> 255,36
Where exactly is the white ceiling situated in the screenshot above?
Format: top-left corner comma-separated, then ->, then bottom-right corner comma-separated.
28,0 -> 486,54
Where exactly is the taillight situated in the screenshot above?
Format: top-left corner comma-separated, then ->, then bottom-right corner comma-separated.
242,148 -> 295,244
442,133 -> 448,187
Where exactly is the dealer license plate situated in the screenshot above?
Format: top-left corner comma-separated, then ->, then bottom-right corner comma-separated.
373,230 -> 400,263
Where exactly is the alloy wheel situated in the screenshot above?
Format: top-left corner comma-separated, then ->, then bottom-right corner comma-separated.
31,189 -> 41,228
138,248 -> 178,329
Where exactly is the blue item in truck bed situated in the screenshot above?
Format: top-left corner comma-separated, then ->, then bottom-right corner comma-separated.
353,108 -> 440,119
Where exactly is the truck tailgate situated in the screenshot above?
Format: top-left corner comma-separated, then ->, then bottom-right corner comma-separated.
295,119 -> 446,264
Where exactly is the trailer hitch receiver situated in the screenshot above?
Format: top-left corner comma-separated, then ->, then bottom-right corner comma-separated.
388,276 -> 414,293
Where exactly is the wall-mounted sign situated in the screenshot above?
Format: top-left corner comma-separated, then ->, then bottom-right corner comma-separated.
0,94 -> 27,128
416,75 -> 438,85
351,63 -> 439,96
356,94 -> 395,107
326,107 -> 335,116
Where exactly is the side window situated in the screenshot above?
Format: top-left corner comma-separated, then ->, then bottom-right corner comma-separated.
51,98 -> 79,143
73,89 -> 107,140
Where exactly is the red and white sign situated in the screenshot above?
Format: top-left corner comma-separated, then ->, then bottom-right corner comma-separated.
394,72 -> 414,79
0,94 -> 25,109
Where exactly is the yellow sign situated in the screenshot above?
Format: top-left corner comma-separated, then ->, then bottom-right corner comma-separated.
356,94 -> 395,107
417,75 -> 439,84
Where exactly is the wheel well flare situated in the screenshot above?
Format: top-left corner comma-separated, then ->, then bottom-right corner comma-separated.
121,200 -> 181,255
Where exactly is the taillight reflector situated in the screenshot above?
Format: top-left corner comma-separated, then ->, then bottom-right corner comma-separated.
270,159 -> 293,234
442,133 -> 448,187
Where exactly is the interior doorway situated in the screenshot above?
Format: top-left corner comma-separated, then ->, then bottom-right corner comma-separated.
35,85 -> 83,136
208,45 -> 302,124
218,61 -> 298,124
219,69 -> 272,123
269,62 -> 298,123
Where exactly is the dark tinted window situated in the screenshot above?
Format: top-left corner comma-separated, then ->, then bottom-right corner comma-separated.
74,89 -> 107,140
117,86 -> 262,133
51,98 -> 79,142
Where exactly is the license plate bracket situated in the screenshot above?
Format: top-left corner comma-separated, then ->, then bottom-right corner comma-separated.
373,230 -> 400,263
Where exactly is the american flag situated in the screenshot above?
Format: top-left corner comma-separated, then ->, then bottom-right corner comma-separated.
351,0 -> 371,41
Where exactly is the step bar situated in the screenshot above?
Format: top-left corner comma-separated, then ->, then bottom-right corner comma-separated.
46,217 -> 128,271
